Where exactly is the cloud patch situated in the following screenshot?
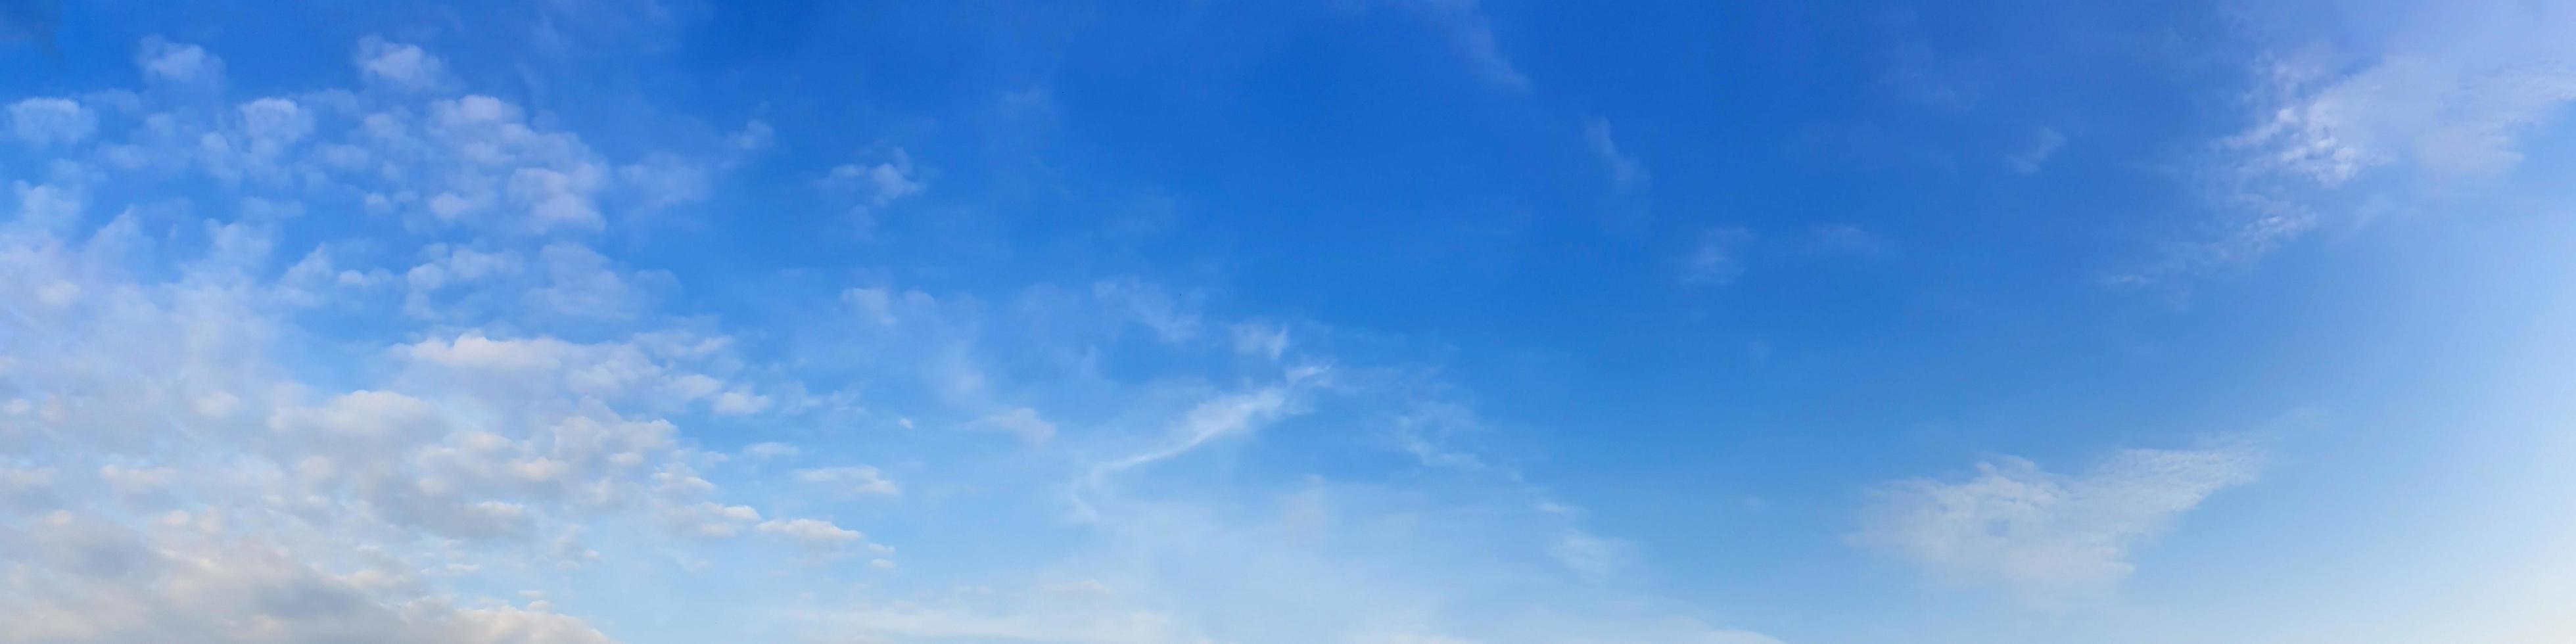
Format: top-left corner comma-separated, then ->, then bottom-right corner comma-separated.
1854,443 -> 2261,589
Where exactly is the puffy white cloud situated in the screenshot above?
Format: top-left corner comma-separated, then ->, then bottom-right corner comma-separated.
8,98 -> 96,147
136,37 -> 222,84
525,242 -> 670,320
9,179 -> 84,232
820,149 -> 924,208
356,37 -> 452,90
403,243 -> 523,299
1854,444 -> 2261,589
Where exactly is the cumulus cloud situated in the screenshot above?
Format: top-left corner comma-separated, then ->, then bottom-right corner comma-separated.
1854,443 -> 2262,589
357,36 -> 452,90
136,36 -> 222,84
8,98 -> 95,147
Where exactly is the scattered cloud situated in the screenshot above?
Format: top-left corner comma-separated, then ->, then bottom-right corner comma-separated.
2005,127 -> 2065,174
7,98 -> 95,147
741,442 -> 801,460
1679,227 -> 1756,287
2131,1 -> 2576,285
968,407 -> 1059,444
136,36 -> 222,85
1586,117 -> 1649,193
1801,223 -> 1892,258
356,36 -> 453,90
1392,0 -> 1530,91
820,149 -> 924,236
793,465 -> 902,497
1854,442 -> 2262,589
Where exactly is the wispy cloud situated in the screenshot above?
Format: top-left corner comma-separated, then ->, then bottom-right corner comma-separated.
1394,0 -> 1530,91
1679,227 -> 1756,287
2132,0 -> 2576,285
1854,442 -> 2262,590
2005,127 -> 2065,174
1586,117 -> 1649,193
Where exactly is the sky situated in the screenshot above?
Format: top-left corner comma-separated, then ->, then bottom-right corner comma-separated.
2,1 -> 2574,643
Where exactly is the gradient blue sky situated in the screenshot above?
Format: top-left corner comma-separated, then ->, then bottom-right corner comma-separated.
3,1 -> 2574,643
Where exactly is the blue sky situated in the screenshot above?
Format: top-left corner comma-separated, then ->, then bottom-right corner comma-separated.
3,1 -> 2574,642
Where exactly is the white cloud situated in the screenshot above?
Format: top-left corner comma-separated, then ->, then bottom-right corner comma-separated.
356,37 -> 452,90
1549,530 -> 1631,580
755,517 -> 867,551
740,442 -> 800,460
0,512 -> 615,644
1854,443 -> 2261,589
711,389 -> 772,415
821,149 -> 924,208
406,244 -> 525,294
2005,127 -> 2065,174
1230,323 -> 1291,360
792,465 -> 901,497
2141,1 -> 2576,285
1395,0 -> 1530,91
1092,279 -> 1201,342
0,467 -> 57,513
1679,227 -> 1754,287
0,35 -> 1790,644
137,37 -> 222,84
968,407 -> 1058,444
1089,384 -> 1301,478
2234,3 -> 2576,185
12,180 -> 85,232
663,502 -> 761,538
1585,117 -> 1648,193
8,98 -> 96,147
525,242 -> 670,320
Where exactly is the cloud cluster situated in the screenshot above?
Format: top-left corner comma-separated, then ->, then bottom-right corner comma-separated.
0,35 -> 1791,644
0,37 -> 865,643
